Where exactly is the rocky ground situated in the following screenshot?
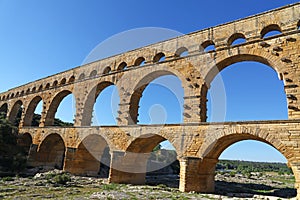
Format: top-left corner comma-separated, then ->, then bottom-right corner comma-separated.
0,170 -> 296,200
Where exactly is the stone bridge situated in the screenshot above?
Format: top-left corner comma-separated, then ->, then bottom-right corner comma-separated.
0,2 -> 300,197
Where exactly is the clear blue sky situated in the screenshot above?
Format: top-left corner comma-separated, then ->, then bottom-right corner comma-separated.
0,0 -> 298,163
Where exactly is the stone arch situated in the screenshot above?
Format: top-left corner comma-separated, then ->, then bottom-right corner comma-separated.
204,54 -> 283,85
23,96 -> 42,126
89,70 -> 97,78
153,52 -> 165,62
134,57 -> 145,66
200,40 -> 216,52
18,133 -> 32,155
38,84 -> 43,91
128,69 -> 185,124
0,103 -> 8,118
227,33 -> 246,46
8,100 -> 23,124
103,66 -> 111,74
44,90 -> 73,126
78,73 -> 85,80
68,75 -> 75,83
60,78 -> 66,85
117,62 -> 127,71
114,133 -> 179,185
32,87 -> 36,93
175,47 -> 188,57
81,81 -> 116,126
261,24 -> 282,38
45,83 -> 50,90
69,134 -> 111,177
53,80 -> 58,87
37,133 -> 66,169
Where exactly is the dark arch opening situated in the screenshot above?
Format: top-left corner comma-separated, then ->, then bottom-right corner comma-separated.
175,47 -> 188,57
79,73 -> 85,80
207,60 -> 287,122
124,134 -> 179,187
23,96 -> 43,126
0,103 -> 8,118
38,85 -> 43,91
117,62 -> 127,71
37,133 -> 65,170
153,52 -> 166,62
261,24 -> 282,39
45,83 -> 50,90
129,73 -> 184,125
9,100 -> 23,126
68,75 -> 75,83
103,66 -> 111,74
60,78 -> 66,85
134,57 -> 146,66
90,70 -> 97,78
71,134 -> 111,177
44,90 -> 74,126
81,81 -> 119,126
228,33 -> 246,46
53,80 -> 58,87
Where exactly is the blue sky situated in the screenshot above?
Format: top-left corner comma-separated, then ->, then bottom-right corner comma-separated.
0,0 -> 298,163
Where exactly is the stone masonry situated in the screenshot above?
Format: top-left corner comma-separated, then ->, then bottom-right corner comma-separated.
0,2 -> 300,198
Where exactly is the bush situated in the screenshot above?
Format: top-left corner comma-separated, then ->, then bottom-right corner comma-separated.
52,173 -> 71,185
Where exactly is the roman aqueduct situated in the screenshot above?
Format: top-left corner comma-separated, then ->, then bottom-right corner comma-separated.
0,2 -> 300,197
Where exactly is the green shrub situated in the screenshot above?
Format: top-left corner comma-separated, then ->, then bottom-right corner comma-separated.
52,173 -> 71,185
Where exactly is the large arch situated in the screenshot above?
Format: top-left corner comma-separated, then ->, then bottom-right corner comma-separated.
23,96 -> 42,126
44,90 -> 73,126
109,134 -> 179,186
128,70 -> 184,124
192,126 -> 296,194
67,134 -> 111,177
36,133 -> 66,169
81,81 -> 117,126
8,100 -> 23,125
0,103 -> 8,118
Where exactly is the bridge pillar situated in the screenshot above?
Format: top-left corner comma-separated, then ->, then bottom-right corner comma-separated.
26,144 -> 39,167
109,151 -> 150,184
289,162 -> 300,199
179,157 -> 217,193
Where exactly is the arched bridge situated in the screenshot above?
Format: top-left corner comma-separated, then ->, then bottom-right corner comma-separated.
1,3 -> 300,197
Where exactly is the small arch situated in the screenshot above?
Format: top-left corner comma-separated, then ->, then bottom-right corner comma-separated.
32,87 -> 36,93
37,133 -> 66,170
38,85 -> 43,91
15,92 -> 20,97
228,33 -> 246,46
175,47 -> 188,57
11,93 -> 15,98
78,73 -> 85,80
103,66 -> 111,74
261,24 -> 282,39
68,75 -> 75,83
26,88 -> 31,94
201,40 -> 216,52
153,52 -> 166,62
45,83 -> 50,90
134,57 -> 146,66
53,80 -> 58,87
20,90 -> 24,96
60,78 -> 66,85
117,62 -> 127,71
89,70 -> 97,78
